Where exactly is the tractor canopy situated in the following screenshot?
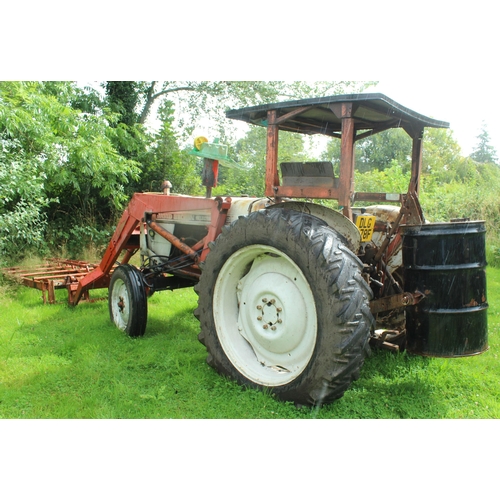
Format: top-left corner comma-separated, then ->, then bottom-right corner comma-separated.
225,93 -> 449,136
226,93 -> 449,219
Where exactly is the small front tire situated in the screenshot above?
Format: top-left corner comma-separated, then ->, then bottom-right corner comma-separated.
109,264 -> 148,337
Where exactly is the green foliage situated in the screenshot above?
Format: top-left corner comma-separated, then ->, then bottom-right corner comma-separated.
350,127 -> 500,226
7,80 -> 500,270
321,128 -> 412,174
0,138 -> 50,259
2,80 -> 372,260
355,160 -> 411,194
129,101 -> 202,195
420,162 -> 500,265
421,128 -> 468,183
321,127 -> 471,179
418,130 -> 500,234
0,81 -> 140,259
356,129 -> 412,173
105,81 -> 140,127
45,223 -> 113,260
470,122 -> 498,164
213,127 -> 312,197
0,201 -> 48,263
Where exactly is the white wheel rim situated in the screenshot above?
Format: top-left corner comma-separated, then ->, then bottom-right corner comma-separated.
110,278 -> 130,331
213,244 -> 317,386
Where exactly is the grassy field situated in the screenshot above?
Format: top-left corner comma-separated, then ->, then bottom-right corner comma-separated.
0,266 -> 499,419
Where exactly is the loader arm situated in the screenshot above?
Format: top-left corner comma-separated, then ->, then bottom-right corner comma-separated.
69,193 -> 231,305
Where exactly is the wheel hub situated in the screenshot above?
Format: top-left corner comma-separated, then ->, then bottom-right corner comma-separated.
110,280 -> 130,330
257,297 -> 282,329
213,245 -> 317,386
118,297 -> 126,313
238,266 -> 309,357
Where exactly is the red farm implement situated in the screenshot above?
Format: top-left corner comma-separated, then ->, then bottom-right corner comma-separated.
2,259 -> 101,304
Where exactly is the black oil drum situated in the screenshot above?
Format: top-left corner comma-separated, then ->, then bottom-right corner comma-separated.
401,221 -> 488,357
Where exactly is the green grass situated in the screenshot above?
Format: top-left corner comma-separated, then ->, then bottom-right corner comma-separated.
1,268 -> 499,419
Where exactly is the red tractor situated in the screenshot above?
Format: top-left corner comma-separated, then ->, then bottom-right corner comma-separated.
70,93 -> 489,406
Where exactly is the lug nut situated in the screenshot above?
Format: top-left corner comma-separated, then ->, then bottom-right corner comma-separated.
263,324 -> 269,330
271,326 -> 276,331
257,316 -> 262,321
277,319 -> 282,324
257,305 -> 262,310
276,307 -> 282,312
262,298 -> 268,303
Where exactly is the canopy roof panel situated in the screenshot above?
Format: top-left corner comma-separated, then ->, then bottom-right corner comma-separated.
226,93 -> 449,137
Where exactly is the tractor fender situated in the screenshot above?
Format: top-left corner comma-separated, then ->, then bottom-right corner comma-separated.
225,197 -> 270,224
268,201 -> 361,252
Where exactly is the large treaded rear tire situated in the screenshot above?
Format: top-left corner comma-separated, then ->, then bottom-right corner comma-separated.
194,208 -> 374,406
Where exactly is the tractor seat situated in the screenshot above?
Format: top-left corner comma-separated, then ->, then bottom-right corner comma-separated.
280,162 -> 338,188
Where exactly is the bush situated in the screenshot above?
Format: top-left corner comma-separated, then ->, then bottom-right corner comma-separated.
356,159 -> 500,267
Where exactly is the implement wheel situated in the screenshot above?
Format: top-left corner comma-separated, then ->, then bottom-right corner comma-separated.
109,264 -> 148,337
194,208 -> 374,406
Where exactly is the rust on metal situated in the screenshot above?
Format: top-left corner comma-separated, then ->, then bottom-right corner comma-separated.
369,291 -> 425,315
149,215 -> 199,262
69,193 -> 233,305
161,180 -> 172,195
1,259 -> 108,304
199,196 -> 232,262
227,94 -> 447,225
265,109 -> 280,200
370,329 -> 407,352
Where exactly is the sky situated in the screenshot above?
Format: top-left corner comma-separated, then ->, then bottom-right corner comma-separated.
369,80 -> 498,157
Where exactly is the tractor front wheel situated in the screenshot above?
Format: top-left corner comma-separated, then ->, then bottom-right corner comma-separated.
109,264 -> 148,337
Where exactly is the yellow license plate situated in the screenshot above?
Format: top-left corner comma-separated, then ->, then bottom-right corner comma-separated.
355,215 -> 376,242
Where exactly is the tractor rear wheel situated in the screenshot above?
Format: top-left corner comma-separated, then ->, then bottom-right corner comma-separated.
194,208 -> 374,406
109,264 -> 148,337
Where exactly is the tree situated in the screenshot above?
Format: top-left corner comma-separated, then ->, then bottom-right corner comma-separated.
356,129 -> 412,173
320,128 -> 412,175
422,128 -> 466,183
213,126 -> 313,197
102,81 -> 377,195
319,125 -> 475,199
141,100 -> 201,195
0,81 -> 140,259
107,81 -> 376,139
470,122 -> 498,165
105,81 -> 140,127
0,80 -> 379,260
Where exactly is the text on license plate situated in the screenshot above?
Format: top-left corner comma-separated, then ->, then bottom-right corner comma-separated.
355,215 -> 376,242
